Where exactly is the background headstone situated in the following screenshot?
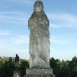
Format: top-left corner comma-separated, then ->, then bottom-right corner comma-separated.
13,54 -> 21,77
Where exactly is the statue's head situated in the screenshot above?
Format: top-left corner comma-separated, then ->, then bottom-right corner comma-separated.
34,1 -> 44,13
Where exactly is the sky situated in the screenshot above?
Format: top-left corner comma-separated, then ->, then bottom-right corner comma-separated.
0,0 -> 77,60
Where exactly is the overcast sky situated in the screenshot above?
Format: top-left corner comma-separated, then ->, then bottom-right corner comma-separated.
0,0 -> 77,60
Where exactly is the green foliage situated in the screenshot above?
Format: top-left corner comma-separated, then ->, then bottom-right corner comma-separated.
0,57 -> 29,77
68,56 -> 77,77
0,56 -> 77,77
0,57 -> 14,77
20,60 -> 29,76
50,56 -> 77,77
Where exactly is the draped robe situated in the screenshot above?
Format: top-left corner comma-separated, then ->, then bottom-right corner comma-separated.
28,1 -> 50,69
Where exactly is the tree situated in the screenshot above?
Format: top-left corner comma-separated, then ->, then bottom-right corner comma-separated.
69,56 -> 77,77
50,58 -> 61,77
20,60 -> 29,76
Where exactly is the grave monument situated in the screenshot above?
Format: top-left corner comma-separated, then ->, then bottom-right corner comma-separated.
13,54 -> 21,77
25,0 -> 55,77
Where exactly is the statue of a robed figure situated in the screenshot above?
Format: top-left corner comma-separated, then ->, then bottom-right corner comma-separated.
25,0 -> 55,77
13,54 -> 21,77
28,0 -> 50,69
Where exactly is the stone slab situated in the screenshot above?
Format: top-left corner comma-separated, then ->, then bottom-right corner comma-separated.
26,68 -> 54,76
25,68 -> 55,77
13,71 -> 21,77
24,75 -> 55,77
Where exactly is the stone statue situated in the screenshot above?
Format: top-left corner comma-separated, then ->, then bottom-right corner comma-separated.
13,54 -> 21,77
28,0 -> 50,69
15,54 -> 20,68
25,1 -> 55,77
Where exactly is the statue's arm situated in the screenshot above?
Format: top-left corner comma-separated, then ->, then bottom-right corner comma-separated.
28,18 -> 38,30
39,18 -> 49,30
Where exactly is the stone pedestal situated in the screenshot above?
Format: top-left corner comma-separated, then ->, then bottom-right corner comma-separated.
24,68 -> 55,77
13,68 -> 21,77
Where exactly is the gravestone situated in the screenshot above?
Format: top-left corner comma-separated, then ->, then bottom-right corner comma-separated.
25,0 -> 55,77
13,54 -> 21,77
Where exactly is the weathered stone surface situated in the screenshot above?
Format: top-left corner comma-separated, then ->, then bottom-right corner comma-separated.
25,68 -> 55,77
24,75 -> 55,77
13,70 -> 21,77
28,0 -> 50,69
25,1 -> 55,77
26,68 -> 53,75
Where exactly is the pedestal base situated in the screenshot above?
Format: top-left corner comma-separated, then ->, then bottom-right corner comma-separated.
13,71 -> 21,77
24,68 -> 55,77
13,68 -> 21,77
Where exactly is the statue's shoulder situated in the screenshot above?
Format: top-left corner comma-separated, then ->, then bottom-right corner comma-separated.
28,13 -> 37,24
29,12 -> 36,19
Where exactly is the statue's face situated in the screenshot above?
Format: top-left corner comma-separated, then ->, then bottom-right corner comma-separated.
34,1 -> 43,13
35,4 -> 43,12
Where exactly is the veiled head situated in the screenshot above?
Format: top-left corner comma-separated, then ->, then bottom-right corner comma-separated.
34,1 -> 44,13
